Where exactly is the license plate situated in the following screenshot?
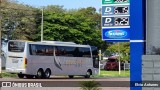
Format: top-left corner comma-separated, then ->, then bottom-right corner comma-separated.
12,59 -> 19,63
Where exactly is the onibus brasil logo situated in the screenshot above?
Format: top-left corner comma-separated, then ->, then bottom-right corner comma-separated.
105,30 -> 127,38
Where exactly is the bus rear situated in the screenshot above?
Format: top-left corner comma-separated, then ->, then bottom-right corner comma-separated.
6,40 -> 27,74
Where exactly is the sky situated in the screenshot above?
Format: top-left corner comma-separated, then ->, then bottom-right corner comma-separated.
16,0 -> 101,11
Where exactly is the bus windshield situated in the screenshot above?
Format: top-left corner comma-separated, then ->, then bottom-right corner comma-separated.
8,41 -> 25,52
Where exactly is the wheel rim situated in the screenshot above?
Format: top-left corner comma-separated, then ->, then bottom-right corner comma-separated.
37,71 -> 42,77
45,71 -> 50,77
86,71 -> 90,76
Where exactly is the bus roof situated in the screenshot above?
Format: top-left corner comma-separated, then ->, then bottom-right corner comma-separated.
29,41 -> 90,47
8,40 -> 33,42
41,41 -> 76,45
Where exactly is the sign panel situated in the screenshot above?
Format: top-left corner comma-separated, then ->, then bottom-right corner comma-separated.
102,6 -> 114,15
102,0 -> 130,41
102,17 -> 130,27
102,6 -> 130,16
102,28 -> 130,40
102,0 -> 130,4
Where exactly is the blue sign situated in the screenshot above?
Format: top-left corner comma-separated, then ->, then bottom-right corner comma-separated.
102,28 -> 130,40
102,17 -> 130,27
102,17 -> 114,27
102,6 -> 114,15
102,6 -> 130,16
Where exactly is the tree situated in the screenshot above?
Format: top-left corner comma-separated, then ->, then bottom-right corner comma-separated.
34,6 -> 108,50
1,1 -> 110,51
1,0 -> 38,40
107,42 -> 130,62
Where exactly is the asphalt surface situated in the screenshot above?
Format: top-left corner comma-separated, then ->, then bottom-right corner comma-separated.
0,76 -> 130,90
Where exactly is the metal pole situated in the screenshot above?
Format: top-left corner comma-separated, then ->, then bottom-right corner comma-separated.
0,0 -> 2,73
0,0 -> 2,74
41,8 -> 43,41
118,42 -> 121,75
99,50 -> 101,75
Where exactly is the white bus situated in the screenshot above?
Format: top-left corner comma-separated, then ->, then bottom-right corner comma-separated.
6,40 -> 99,79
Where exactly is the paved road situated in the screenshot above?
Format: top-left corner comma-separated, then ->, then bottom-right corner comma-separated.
0,77 -> 130,90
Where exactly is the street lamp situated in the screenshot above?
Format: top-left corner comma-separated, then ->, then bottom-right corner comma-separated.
0,0 -> 3,74
41,8 -> 44,41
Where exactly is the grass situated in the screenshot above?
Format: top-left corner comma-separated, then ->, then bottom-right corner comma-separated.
0,73 -> 2,78
0,70 -> 130,78
0,72 -> 17,78
99,70 -> 130,77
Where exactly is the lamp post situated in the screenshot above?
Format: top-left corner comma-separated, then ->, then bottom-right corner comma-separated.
0,0 -> 2,74
118,42 -> 121,75
41,8 -> 44,41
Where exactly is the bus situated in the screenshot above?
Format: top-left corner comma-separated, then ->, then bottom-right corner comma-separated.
6,40 -> 99,79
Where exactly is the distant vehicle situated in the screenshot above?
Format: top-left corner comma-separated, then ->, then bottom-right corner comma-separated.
6,40 -> 99,79
100,61 -> 107,70
104,57 -> 119,71
104,56 -> 124,71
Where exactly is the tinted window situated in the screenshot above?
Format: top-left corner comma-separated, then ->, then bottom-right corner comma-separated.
8,41 -> 25,52
55,46 -> 75,57
29,44 -> 53,56
91,46 -> 98,57
55,46 -> 91,57
79,47 -> 91,57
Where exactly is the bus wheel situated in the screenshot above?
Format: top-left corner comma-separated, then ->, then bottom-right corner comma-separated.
26,75 -> 34,79
36,69 -> 44,79
18,74 -> 24,78
44,69 -> 51,79
68,75 -> 74,78
84,70 -> 91,78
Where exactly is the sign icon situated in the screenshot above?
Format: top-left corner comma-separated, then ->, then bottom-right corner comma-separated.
105,7 -> 112,13
102,28 -> 130,40
102,17 -> 114,27
2,82 -> 12,87
102,0 -> 112,4
102,6 -> 114,15
105,18 -> 112,23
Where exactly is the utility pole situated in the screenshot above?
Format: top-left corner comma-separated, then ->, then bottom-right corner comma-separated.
0,0 -> 2,74
99,50 -> 101,75
41,8 -> 44,41
118,42 -> 121,75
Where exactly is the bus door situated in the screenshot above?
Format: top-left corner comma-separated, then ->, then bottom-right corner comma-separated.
91,46 -> 99,68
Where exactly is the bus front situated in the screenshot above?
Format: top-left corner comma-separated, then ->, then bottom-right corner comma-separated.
6,40 -> 27,74
91,46 -> 99,75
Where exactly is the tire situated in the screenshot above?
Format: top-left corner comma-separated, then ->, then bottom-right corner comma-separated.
26,75 -> 34,79
36,69 -> 44,79
44,69 -> 51,79
84,70 -> 91,78
68,75 -> 74,78
18,74 -> 24,78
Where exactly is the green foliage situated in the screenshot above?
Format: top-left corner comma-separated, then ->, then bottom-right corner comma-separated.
107,42 -> 130,61
80,81 -> 102,90
35,6 -> 107,49
0,73 -> 2,78
1,0 -> 38,40
1,1 -> 108,50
